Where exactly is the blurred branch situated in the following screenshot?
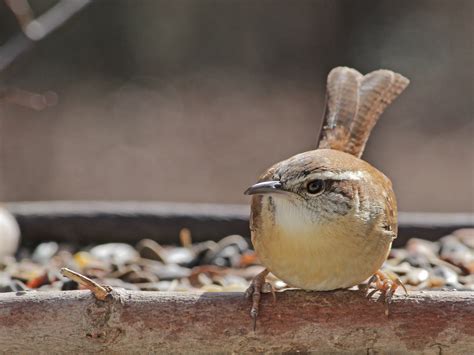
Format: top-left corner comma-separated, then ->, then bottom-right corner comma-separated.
22,0 -> 92,41
4,0 -> 35,30
0,87 -> 58,110
0,0 -> 91,109
0,0 -> 92,72
0,32 -> 32,72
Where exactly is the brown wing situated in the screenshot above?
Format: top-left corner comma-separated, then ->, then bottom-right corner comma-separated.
317,67 -> 409,158
382,178 -> 398,240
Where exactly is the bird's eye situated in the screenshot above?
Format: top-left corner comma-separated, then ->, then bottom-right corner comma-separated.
307,179 -> 325,194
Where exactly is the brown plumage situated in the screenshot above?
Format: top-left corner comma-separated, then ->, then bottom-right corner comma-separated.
317,67 -> 409,158
244,67 -> 410,327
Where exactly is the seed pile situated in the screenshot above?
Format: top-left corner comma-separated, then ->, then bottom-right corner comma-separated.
1,229 -> 473,293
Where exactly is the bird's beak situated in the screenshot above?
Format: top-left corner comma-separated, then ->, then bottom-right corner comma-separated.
244,181 -> 283,195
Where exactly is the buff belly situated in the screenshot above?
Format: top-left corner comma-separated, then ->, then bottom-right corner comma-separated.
252,198 -> 392,291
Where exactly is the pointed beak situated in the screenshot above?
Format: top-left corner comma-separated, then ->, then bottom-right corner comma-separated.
244,181 -> 283,195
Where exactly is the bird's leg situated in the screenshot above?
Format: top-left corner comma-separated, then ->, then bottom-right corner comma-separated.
244,268 -> 275,330
366,270 -> 408,316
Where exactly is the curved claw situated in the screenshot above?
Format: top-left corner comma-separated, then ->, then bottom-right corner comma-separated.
244,269 -> 272,331
250,308 -> 258,331
366,288 -> 379,299
396,277 -> 408,296
366,270 -> 408,317
262,281 -> 277,303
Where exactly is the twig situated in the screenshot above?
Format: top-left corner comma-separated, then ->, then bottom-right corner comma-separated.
0,0 -> 92,72
60,267 -> 111,301
4,0 -> 35,30
0,87 -> 58,110
22,0 -> 92,41
179,228 -> 192,248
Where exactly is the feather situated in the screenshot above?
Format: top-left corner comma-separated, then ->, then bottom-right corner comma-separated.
317,67 -> 409,158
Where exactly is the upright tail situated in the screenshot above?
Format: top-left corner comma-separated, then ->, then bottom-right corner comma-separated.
317,67 -> 409,158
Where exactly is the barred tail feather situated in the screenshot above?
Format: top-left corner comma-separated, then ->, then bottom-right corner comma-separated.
318,67 -> 362,152
317,67 -> 409,158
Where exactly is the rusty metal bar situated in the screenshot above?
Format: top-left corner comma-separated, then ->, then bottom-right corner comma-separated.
0,289 -> 472,353
6,201 -> 473,247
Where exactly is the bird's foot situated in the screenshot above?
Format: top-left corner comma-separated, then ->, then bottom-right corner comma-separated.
244,269 -> 275,331
366,270 -> 408,316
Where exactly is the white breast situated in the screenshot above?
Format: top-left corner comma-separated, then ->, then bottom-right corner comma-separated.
253,195 -> 391,290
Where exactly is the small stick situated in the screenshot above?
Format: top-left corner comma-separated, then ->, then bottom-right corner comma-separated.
60,268 -> 111,301
179,228 -> 192,248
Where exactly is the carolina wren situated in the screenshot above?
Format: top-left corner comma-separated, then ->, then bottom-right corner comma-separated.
244,67 -> 409,325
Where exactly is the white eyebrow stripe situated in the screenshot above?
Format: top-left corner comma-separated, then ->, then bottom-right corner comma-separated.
311,170 -> 366,181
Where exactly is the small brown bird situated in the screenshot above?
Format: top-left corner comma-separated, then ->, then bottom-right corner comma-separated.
244,67 -> 409,327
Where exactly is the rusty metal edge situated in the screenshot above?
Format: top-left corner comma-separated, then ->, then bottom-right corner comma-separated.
5,201 -> 474,247
0,289 -> 473,353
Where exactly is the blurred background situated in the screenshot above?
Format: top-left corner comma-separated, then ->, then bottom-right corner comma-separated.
1,0 -> 473,212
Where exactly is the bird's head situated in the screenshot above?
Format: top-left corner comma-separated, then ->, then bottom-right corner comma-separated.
245,149 -> 381,223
